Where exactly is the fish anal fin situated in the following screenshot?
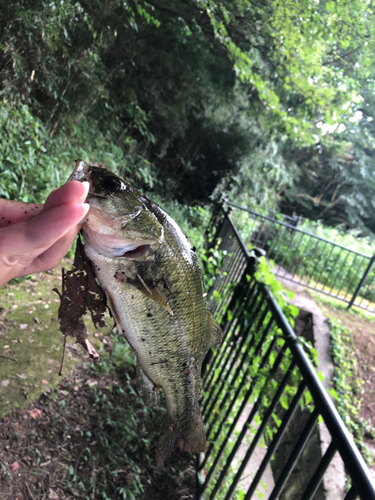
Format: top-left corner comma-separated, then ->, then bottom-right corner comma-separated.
156,415 -> 206,467
208,311 -> 223,348
136,362 -> 159,407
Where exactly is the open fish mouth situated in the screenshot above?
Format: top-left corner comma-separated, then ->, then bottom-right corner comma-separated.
83,225 -> 155,260
122,244 -> 151,258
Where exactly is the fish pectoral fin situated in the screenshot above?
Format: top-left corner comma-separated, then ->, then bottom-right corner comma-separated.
128,276 -> 174,316
156,415 -> 206,467
148,286 -> 174,316
208,312 -> 223,347
136,362 -> 159,408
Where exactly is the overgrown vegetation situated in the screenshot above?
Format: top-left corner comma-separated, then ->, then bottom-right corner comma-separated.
199,221 -> 334,499
330,319 -> 375,467
230,207 -> 375,306
0,332 -> 196,499
2,1 -> 375,234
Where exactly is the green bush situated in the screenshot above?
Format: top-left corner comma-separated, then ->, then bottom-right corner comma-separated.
0,100 -> 60,202
231,208 -> 375,305
0,99 -> 156,204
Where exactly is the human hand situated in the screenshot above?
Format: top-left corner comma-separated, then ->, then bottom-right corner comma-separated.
0,181 -> 90,287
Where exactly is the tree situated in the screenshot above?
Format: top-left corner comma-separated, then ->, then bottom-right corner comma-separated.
1,0 -> 375,229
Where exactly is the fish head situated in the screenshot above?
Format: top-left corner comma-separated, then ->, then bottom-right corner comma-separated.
69,159 -> 163,261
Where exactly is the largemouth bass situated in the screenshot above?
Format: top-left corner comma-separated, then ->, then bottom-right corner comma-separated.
69,159 -> 222,465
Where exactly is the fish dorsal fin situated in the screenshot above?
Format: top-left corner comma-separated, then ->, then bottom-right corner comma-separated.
127,275 -> 174,316
208,312 -> 223,347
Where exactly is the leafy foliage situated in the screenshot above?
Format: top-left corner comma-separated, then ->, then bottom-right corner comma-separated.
2,0 -> 375,229
330,319 -> 374,467
230,207 -> 375,305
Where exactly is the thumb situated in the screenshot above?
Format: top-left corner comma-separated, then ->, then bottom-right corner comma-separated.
0,202 -> 89,273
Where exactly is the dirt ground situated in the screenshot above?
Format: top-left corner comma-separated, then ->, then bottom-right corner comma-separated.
318,302 -> 375,428
316,299 -> 375,476
1,270 -> 374,498
0,363 -> 195,500
278,275 -> 375,478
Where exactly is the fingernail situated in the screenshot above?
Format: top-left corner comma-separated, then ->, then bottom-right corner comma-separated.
82,181 -> 90,197
82,202 -> 90,215
79,203 -> 90,224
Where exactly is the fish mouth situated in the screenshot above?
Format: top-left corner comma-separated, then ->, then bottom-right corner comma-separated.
82,225 -> 156,260
122,244 -> 151,259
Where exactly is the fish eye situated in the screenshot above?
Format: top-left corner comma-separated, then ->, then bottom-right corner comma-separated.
102,176 -> 124,193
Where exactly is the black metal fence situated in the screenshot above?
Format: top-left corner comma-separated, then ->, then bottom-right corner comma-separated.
197,209 -> 375,500
224,201 -> 375,313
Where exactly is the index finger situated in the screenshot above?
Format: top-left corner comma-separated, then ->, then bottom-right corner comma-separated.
0,181 -> 89,230
0,200 -> 43,229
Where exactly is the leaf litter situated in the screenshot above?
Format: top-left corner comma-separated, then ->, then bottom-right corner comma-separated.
0,359 -> 196,499
53,235 -> 111,373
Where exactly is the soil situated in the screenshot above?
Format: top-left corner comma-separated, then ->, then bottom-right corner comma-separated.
278,275 -> 375,478
316,300 -> 375,478
1,268 -> 374,498
0,363 -> 195,500
317,303 -> 375,428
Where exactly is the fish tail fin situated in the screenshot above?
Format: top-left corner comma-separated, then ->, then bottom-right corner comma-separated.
156,416 -> 206,467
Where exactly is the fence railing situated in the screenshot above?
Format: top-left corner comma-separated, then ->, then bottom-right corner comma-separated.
223,200 -> 375,313
197,208 -> 375,500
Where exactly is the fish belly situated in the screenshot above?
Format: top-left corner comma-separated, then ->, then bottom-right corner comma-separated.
84,244 -> 208,465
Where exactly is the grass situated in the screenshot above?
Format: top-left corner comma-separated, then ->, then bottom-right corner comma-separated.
278,276 -> 375,471
0,266 -> 196,499
0,266 -> 108,417
308,288 -> 375,321
0,333 -> 195,499
330,319 -> 375,468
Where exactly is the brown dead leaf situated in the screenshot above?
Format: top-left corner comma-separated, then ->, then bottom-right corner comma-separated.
53,235 -> 108,360
49,488 -> 59,500
27,408 -> 42,419
10,461 -> 19,471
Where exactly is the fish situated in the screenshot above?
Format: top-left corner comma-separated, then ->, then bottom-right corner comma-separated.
68,159 -> 222,466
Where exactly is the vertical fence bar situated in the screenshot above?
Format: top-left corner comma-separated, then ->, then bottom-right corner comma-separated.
200,343 -> 287,492
205,282 -> 258,389
306,240 -> 327,287
284,230 -> 306,277
344,485 -> 359,500
205,311 -> 274,440
289,234 -> 310,281
222,202 -> 375,313
222,361 -> 297,500
348,254 -> 375,309
314,241 -> 336,287
343,255 -> 365,301
336,252 -> 358,299
244,381 -> 307,500
199,332 -> 280,473
300,441 -> 337,500
268,408 -> 320,500
199,204 -> 375,500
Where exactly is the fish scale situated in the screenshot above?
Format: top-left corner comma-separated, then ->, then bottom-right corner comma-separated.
69,159 -> 222,465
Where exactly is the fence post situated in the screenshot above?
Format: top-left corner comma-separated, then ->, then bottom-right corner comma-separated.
347,253 -> 375,309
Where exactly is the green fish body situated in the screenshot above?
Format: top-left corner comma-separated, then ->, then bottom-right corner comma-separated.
69,160 -> 222,465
